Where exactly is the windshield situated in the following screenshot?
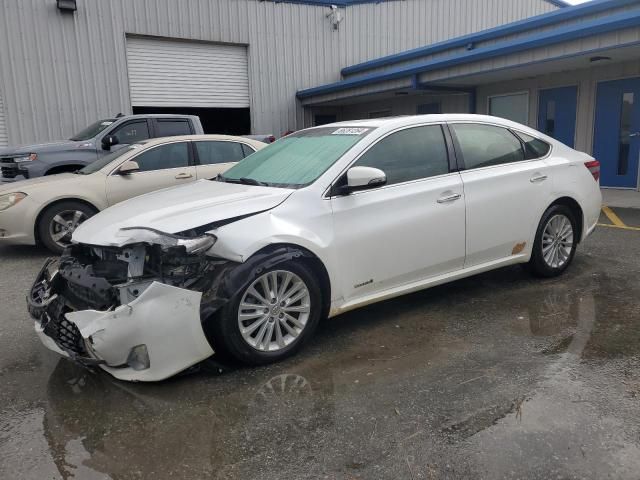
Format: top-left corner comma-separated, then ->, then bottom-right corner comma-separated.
77,146 -> 138,175
220,126 -> 374,188
70,118 -> 116,141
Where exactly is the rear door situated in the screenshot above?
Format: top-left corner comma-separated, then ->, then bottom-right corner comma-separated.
105,141 -> 197,205
194,140 -> 254,179
450,122 -> 552,267
152,118 -> 194,138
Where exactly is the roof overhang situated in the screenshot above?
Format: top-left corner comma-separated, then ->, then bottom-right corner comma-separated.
297,0 -> 640,103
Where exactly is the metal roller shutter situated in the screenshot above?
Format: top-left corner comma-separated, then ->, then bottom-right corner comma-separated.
126,37 -> 249,108
0,91 -> 7,146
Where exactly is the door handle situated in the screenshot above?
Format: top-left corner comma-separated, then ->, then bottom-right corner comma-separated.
437,193 -> 462,204
175,172 -> 193,179
530,174 -> 548,183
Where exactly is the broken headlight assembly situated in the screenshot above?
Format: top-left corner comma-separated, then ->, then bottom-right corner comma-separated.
116,227 -> 216,254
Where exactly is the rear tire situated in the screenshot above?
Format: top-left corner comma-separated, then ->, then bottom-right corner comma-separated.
37,201 -> 97,254
528,204 -> 578,278
210,260 -> 322,365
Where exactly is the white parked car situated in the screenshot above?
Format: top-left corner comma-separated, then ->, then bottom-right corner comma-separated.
28,115 -> 602,381
0,135 -> 265,253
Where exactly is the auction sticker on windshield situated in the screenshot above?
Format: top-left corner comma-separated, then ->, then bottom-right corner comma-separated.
331,128 -> 369,135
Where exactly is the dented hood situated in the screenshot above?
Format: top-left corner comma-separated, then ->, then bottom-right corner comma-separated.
72,180 -> 293,247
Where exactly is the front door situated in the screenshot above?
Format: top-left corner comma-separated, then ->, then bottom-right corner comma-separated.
105,141 -> 196,205
331,124 -> 465,303
594,78 -> 640,189
538,86 -> 577,148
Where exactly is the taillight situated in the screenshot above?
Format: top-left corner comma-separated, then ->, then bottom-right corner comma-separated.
584,160 -> 600,181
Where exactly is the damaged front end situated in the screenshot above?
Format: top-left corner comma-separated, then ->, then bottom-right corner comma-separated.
27,230 -> 237,381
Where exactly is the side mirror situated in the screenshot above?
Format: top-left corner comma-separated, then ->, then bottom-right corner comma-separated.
118,160 -> 140,175
342,166 -> 386,193
101,135 -> 119,150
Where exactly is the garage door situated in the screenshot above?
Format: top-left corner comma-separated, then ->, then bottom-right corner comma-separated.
126,37 -> 249,108
0,91 -> 7,147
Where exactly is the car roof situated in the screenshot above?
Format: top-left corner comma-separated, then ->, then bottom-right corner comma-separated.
139,134 -> 266,147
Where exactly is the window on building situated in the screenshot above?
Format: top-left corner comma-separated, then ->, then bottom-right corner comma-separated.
488,93 -> 529,125
154,119 -> 192,137
353,125 -> 449,185
111,120 -> 150,144
195,141 -> 248,165
133,142 -> 189,172
452,124 -> 525,169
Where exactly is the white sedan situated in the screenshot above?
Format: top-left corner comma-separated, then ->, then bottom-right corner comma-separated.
28,114 -> 602,381
0,135 -> 265,253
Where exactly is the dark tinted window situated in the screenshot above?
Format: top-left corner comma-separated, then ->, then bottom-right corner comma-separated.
155,120 -> 192,137
353,125 -> 449,185
112,120 -> 150,144
195,141 -> 247,165
516,132 -> 551,159
133,142 -> 189,172
452,124 -> 525,169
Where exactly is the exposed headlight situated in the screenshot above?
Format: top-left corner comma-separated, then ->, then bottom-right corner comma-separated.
117,227 -> 217,254
13,153 -> 37,163
0,192 -> 27,211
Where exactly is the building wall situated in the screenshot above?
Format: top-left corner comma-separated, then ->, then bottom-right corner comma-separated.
0,0 -> 555,145
338,93 -> 470,120
476,59 -> 640,155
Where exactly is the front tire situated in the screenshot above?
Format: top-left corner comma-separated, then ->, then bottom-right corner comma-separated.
37,201 -> 97,254
211,260 -> 322,365
528,204 -> 578,278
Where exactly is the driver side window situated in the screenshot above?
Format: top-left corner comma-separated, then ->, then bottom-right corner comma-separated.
353,125 -> 449,185
111,120 -> 150,144
132,142 -> 190,172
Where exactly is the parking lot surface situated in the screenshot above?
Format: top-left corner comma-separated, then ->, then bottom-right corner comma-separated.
1,213 -> 639,479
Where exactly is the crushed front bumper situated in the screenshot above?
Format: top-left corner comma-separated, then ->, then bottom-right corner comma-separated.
28,258 -> 214,382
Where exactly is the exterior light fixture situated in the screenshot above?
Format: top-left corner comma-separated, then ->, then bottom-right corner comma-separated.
57,0 -> 77,12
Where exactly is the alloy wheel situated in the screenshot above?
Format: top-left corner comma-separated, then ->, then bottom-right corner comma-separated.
237,270 -> 311,352
541,214 -> 574,269
48,209 -> 87,249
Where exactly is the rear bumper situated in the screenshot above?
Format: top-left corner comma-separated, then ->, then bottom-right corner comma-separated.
28,260 -> 214,382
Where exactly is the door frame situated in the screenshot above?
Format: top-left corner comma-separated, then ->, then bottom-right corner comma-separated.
593,76 -> 640,190
537,84 -> 579,148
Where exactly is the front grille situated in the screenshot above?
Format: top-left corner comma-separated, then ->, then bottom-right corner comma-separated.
1,164 -> 21,178
43,311 -> 87,356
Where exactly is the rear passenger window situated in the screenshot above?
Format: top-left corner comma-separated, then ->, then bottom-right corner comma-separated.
515,132 -> 551,159
195,141 -> 247,165
154,120 -> 192,137
353,125 -> 449,185
451,124 -> 525,169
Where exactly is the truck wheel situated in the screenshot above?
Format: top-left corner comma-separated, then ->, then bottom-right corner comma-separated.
211,260 -> 322,365
37,201 -> 97,254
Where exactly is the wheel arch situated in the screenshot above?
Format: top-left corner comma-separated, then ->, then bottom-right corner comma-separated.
546,196 -> 584,242
44,164 -> 87,175
33,198 -> 100,244
247,243 -> 332,321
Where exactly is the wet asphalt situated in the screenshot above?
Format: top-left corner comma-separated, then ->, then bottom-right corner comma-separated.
1,214 -> 639,480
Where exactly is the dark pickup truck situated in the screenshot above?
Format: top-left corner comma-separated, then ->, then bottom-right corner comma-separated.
0,114 -> 204,182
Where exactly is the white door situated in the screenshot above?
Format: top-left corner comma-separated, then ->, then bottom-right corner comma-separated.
193,140 -> 254,180
126,36 -> 249,108
449,123 -> 552,267
106,141 -> 196,206
331,125 -> 465,302
0,90 -> 8,147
